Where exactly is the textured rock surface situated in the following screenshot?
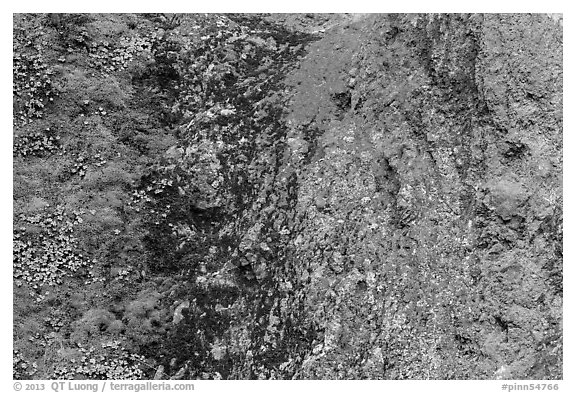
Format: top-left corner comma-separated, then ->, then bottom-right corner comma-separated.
13,13 -> 562,380
191,13 -> 563,380
159,13 -> 562,380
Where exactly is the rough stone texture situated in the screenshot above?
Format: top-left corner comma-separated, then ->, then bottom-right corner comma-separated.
13,13 -> 562,380
195,13 -> 563,380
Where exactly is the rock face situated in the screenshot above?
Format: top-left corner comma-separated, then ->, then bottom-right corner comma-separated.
293,14 -> 562,380
167,13 -> 561,380
13,13 -> 562,380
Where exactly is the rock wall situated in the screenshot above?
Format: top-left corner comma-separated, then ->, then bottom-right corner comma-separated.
279,13 -> 563,380
183,13 -> 562,380
13,13 -> 562,380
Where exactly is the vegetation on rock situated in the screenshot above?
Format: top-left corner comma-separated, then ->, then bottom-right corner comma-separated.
13,13 -> 562,380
